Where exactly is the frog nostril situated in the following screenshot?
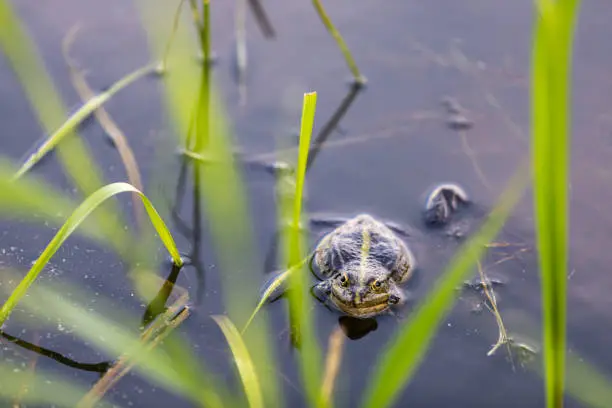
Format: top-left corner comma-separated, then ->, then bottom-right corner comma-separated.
389,295 -> 400,304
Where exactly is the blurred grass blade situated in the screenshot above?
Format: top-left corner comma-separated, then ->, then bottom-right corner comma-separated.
531,1 -> 581,407
0,0 -> 109,197
0,362 -> 117,408
284,91 -> 325,407
12,61 -> 158,181
0,182 -> 183,327
247,0 -> 276,38
362,162 -> 529,408
212,315 -> 264,408
320,326 -> 346,406
242,257 -> 309,334
79,295 -> 191,408
14,279 -> 222,407
136,3 -> 282,406
235,0 -> 248,106
0,161 -> 80,223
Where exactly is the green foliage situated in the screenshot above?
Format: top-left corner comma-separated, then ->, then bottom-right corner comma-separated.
14,279 -> 222,407
1,1 -> 609,408
0,361 -> 116,408
0,182 -> 183,327
212,315 -> 264,408
531,1 -> 581,407
284,92 -> 326,408
362,164 -> 528,408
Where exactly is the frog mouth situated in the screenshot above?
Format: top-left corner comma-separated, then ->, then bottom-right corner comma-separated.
329,292 -> 390,318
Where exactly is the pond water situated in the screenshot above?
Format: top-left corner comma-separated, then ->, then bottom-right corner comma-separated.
1,0 -> 612,407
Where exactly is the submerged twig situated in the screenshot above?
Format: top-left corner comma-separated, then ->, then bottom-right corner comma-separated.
0,330 -> 110,374
62,25 -> 146,227
476,260 -> 513,365
78,293 -> 191,408
247,0 -> 276,38
459,129 -> 492,191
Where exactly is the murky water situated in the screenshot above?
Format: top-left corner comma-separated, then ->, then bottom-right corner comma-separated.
1,0 -> 612,407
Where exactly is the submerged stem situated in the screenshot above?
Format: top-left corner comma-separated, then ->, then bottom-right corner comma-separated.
311,0 -> 366,85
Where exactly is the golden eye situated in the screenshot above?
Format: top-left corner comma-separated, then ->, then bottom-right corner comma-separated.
371,279 -> 383,290
339,274 -> 349,287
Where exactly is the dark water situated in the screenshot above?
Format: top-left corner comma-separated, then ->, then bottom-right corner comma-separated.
1,0 -> 612,407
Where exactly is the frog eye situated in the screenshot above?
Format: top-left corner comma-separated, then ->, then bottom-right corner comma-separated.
371,279 -> 383,290
339,274 -> 349,287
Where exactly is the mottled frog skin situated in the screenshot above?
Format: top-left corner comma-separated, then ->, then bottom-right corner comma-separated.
311,214 -> 416,319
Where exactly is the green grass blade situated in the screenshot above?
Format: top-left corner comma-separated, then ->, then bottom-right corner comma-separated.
505,311 -> 612,408
362,163 -> 528,408
0,182 -> 183,327
292,92 -> 316,233
11,62 -> 158,181
531,1 -> 581,407
283,92 -> 325,408
212,315 -> 264,408
241,257 -> 309,334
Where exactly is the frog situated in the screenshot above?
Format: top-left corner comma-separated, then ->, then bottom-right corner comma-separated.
309,214 -> 416,319
254,182 -> 470,322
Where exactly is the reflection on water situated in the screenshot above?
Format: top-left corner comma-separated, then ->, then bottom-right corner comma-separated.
338,316 -> 378,340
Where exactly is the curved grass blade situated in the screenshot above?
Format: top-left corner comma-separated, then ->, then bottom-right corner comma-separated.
362,162 -> 528,408
531,1 -> 581,407
241,257 -> 309,334
0,182 -> 183,327
212,315 -> 264,408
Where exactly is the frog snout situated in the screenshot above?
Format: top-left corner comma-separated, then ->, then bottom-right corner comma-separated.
389,294 -> 400,304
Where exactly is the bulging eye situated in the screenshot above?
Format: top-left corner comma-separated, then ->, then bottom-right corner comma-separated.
339,274 -> 349,287
371,279 -> 383,290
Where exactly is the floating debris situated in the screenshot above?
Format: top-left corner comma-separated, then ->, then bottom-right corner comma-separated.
423,183 -> 470,226
441,96 -> 473,130
463,274 -> 507,293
